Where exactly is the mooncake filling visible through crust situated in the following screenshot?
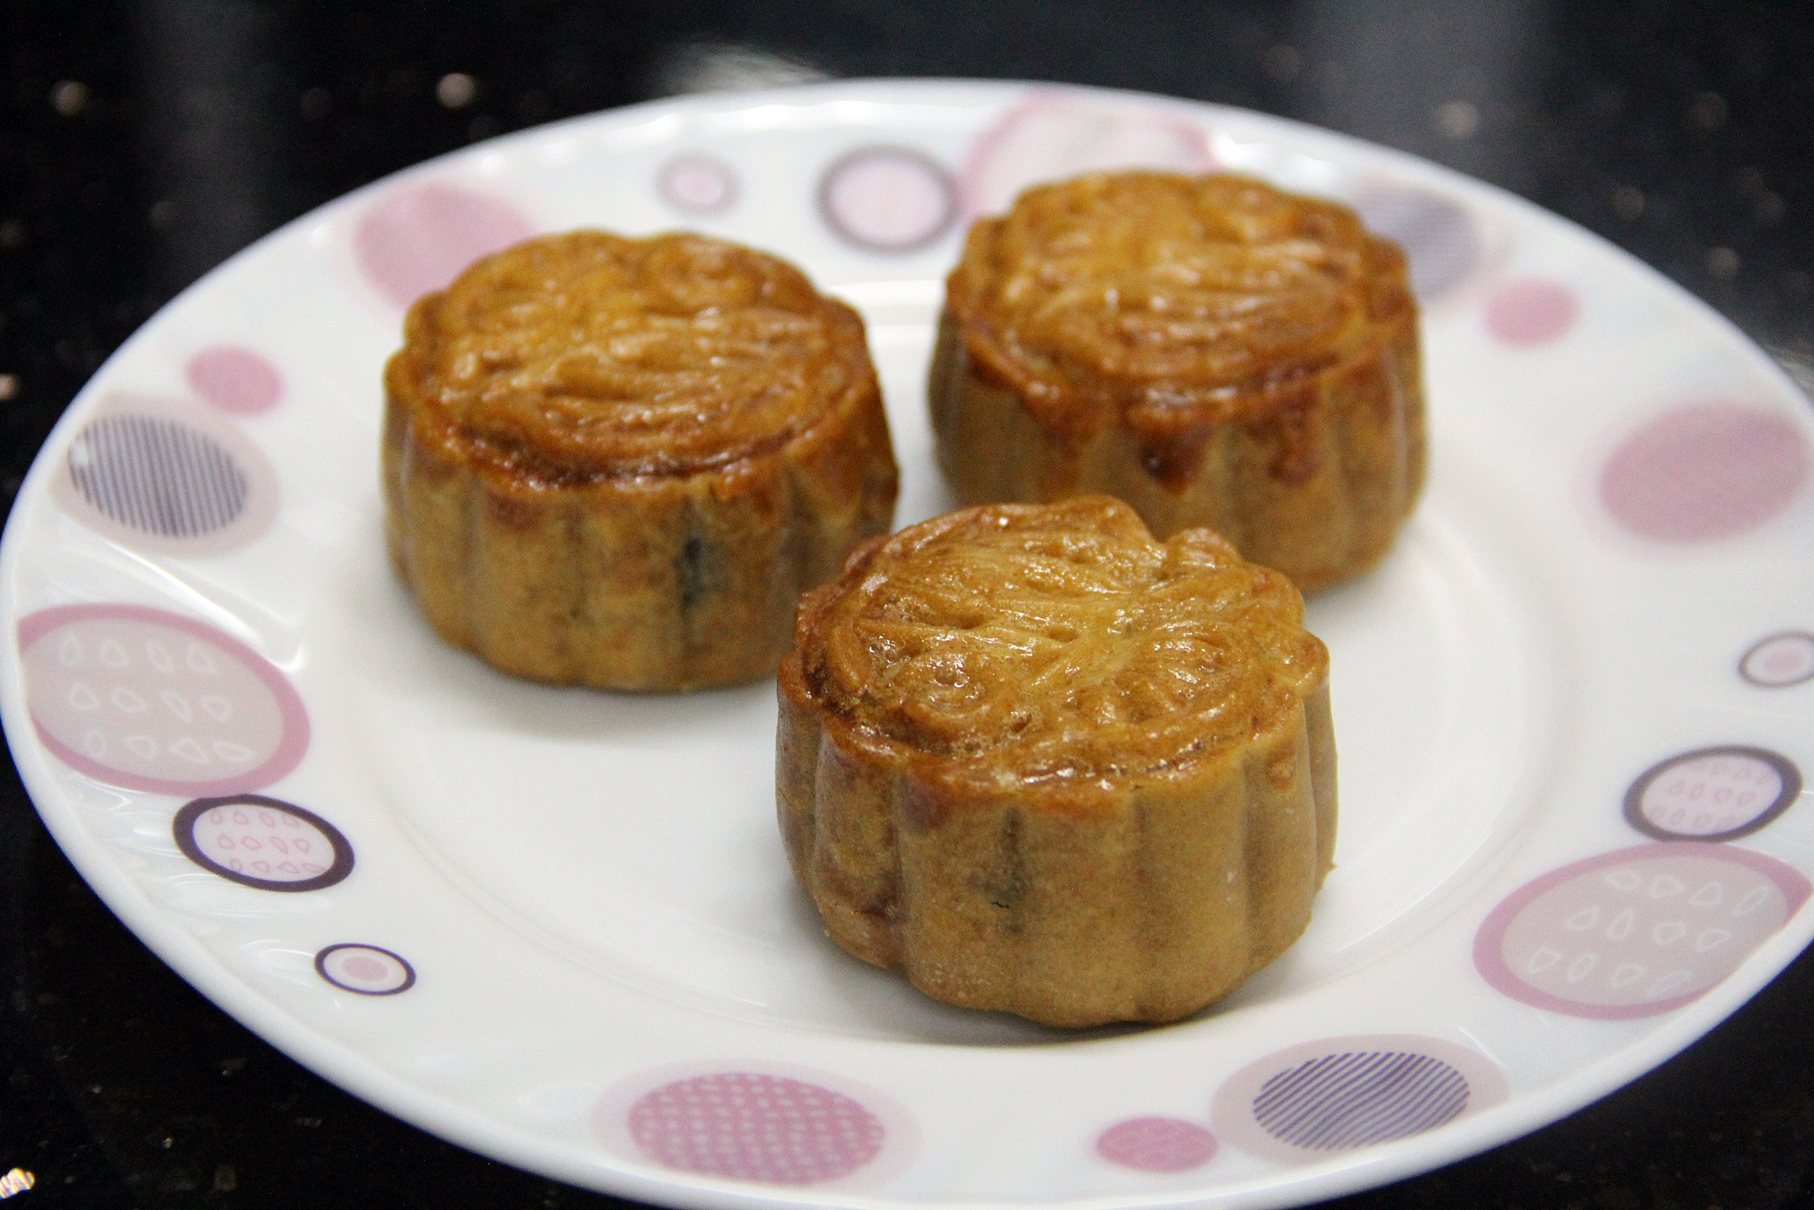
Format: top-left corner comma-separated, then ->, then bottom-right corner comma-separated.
932,171 -> 1424,592
778,496 -> 1336,1028
384,230 -> 898,690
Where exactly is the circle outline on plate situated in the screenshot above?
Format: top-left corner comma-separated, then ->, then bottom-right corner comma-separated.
16,601 -> 311,796
1472,840 -> 1813,1019
314,943 -> 416,995
815,144 -> 958,253
173,793 -> 354,893
1621,745 -> 1801,843
1739,631 -> 1814,688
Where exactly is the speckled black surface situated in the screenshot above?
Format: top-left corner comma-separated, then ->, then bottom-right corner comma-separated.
3,2 -> 1813,1207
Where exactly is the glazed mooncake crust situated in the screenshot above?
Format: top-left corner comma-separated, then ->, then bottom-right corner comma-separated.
931,171 -> 1424,592
383,230 -> 898,690
777,496 -> 1336,1028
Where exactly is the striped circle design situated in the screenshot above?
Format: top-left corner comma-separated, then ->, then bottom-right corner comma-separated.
1213,1036 -> 1507,1165
1251,1051 -> 1469,1151
67,414 -> 249,538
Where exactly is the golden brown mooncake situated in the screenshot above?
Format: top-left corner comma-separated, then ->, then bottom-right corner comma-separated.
777,496 -> 1336,1028
383,230 -> 899,691
930,170 -> 1424,593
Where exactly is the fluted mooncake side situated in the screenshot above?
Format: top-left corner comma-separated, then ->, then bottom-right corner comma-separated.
777,497 -> 1336,1028
932,170 -> 1424,593
383,230 -> 898,691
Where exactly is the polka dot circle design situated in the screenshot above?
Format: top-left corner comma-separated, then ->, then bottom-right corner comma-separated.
1484,278 -> 1579,346
1740,632 -> 1814,687
1623,747 -> 1801,842
1349,188 -> 1481,303
315,944 -> 415,995
627,1072 -> 885,1185
1600,402 -> 1811,542
1211,1036 -> 1508,1166
173,795 -> 352,892
185,346 -> 283,414
355,182 -> 534,308
67,414 -> 249,539
1096,1117 -> 1218,1173
1474,842 -> 1811,1019
658,153 -> 738,214
18,604 -> 309,796
818,147 -> 957,253
962,94 -> 1214,217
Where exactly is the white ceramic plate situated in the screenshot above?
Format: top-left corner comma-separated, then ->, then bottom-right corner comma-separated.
4,79 -> 1813,1210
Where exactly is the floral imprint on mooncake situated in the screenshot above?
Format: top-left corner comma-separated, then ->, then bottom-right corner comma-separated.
1622,746 -> 1800,842
174,794 -> 353,892
1474,842 -> 1810,1019
18,603 -> 309,797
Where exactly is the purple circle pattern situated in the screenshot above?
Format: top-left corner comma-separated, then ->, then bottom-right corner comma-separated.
1211,1035 -> 1506,1165
1474,842 -> 1810,1019
66,414 -> 250,540
17,604 -> 310,796
1096,1117 -> 1217,1172
1622,746 -> 1800,842
818,146 -> 957,253
174,794 -> 353,892
1350,188 -> 1480,303
315,944 -> 415,995
1741,632 -> 1814,687
627,1072 -> 885,1185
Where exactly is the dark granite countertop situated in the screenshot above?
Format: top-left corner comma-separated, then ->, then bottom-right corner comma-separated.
3,2 -> 1813,1207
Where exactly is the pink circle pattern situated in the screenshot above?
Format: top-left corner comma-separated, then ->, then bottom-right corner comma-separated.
962,94 -> 1214,218
1096,1117 -> 1218,1172
1474,842 -> 1811,1019
355,182 -> 534,308
185,346 -> 283,414
628,1073 -> 884,1185
659,153 -> 738,214
17,604 -> 310,797
1600,402 -> 1810,542
315,943 -> 415,995
1741,632 -> 1814,687
1485,278 -> 1578,345
818,147 -> 957,253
